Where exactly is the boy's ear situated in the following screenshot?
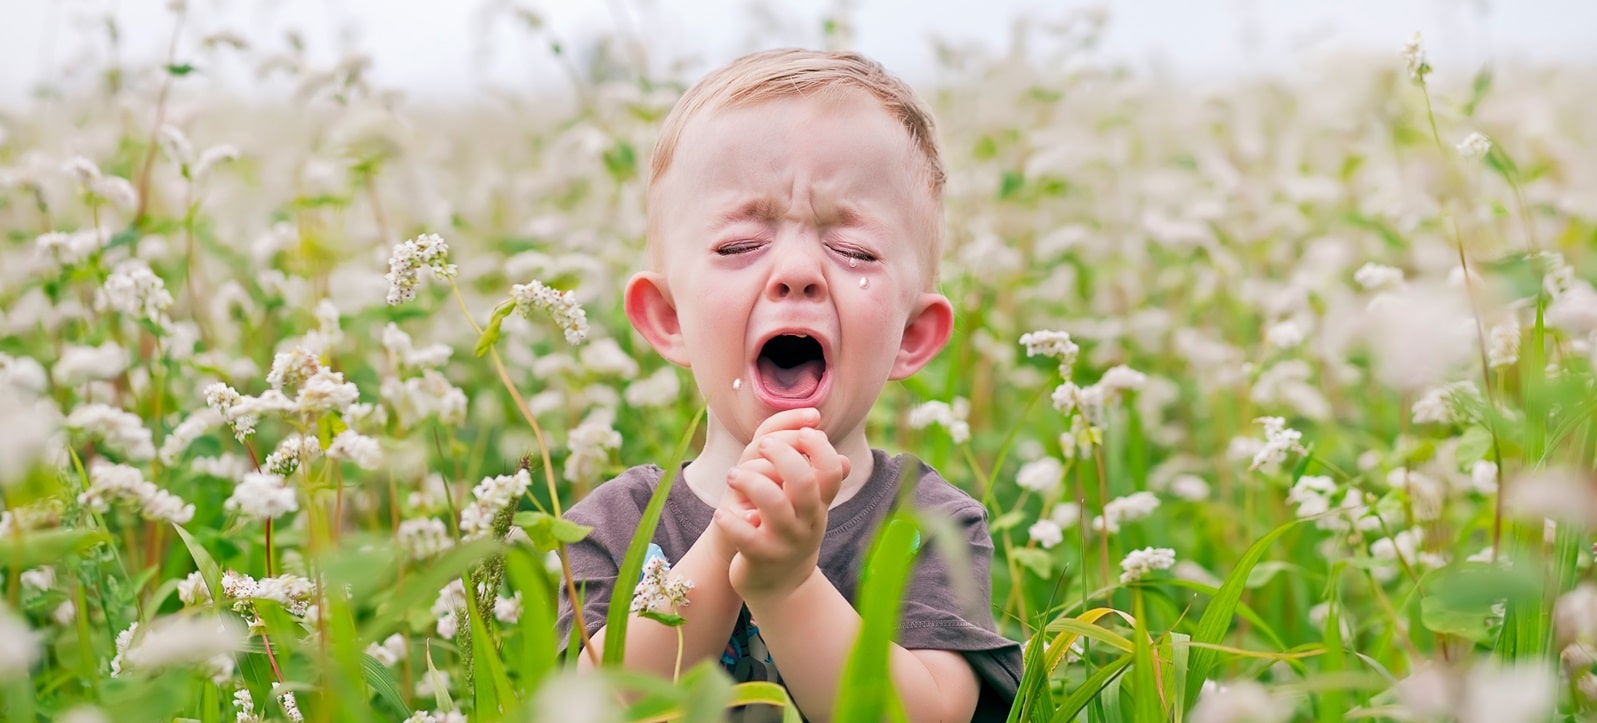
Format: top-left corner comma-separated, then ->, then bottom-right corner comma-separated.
624,271 -> 691,367
889,292 -> 954,380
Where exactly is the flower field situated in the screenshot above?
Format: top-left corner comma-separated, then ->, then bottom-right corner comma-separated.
3,5 -> 1597,722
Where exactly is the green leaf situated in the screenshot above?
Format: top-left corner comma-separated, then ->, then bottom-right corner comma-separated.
678,661 -> 736,723
1182,519 -> 1300,709
1130,592 -> 1162,722
602,406 -> 705,666
361,654 -> 413,718
638,610 -> 684,627
1050,655 -> 1132,722
360,538 -> 503,644
1010,547 -> 1055,579
513,511 -> 593,551
990,510 -> 1026,532
165,63 -> 198,76
172,524 -> 222,607
1462,66 -> 1493,116
0,528 -> 110,569
727,682 -> 804,723
833,510 -> 921,722
1419,596 -> 1492,644
1454,425 -> 1494,467
505,548 -> 557,691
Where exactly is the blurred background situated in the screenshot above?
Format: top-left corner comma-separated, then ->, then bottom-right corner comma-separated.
2,0 -> 1594,106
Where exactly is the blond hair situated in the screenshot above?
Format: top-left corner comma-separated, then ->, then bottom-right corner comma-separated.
647,49 -> 946,279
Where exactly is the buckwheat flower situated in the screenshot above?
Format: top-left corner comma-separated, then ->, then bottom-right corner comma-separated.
1091,491 -> 1161,534
112,613 -> 244,675
1060,415 -> 1102,461
1119,547 -> 1176,584
381,323 -> 451,371
630,557 -> 694,616
907,398 -> 972,444
1401,32 -> 1431,82
1028,519 -> 1064,549
1049,502 -> 1080,529
365,633 -> 407,667
397,517 -> 454,559
192,144 -> 240,180
1547,282 -> 1597,335
1019,330 -> 1080,375
96,260 -> 173,327
274,682 -> 304,723
90,176 -> 138,211
459,469 -> 532,540
1563,642 -> 1597,671
565,420 -> 622,488
1098,365 -> 1148,392
52,343 -> 129,388
66,403 -> 156,460
79,460 -> 195,524
21,567 -> 54,591
1265,320 -> 1305,349
1166,474 -> 1210,501
1190,679 -> 1289,723
0,387 -> 61,487
1354,262 -> 1405,292
56,706 -> 108,723
178,571 -> 211,606
158,125 -> 195,166
494,592 -> 523,624
1459,661 -> 1555,723
35,230 -> 103,270
624,366 -> 681,408
263,434 -> 321,477
204,383 -> 263,441
405,712 -> 467,723
158,407 -> 221,465
1456,132 -> 1491,160
1387,468 -> 1445,521
0,605 -> 41,680
1016,457 -> 1064,495
1411,381 -> 1478,425
1485,321 -> 1519,368
1248,417 -> 1304,472
0,354 -> 48,396
250,575 -> 317,616
1470,460 -> 1498,495
1556,582 -> 1597,646
295,368 -> 360,416
385,233 -> 458,305
580,337 -> 640,378
63,155 -> 100,184
267,347 -> 322,392
326,430 -> 382,470
510,279 -> 590,344
226,472 -> 298,521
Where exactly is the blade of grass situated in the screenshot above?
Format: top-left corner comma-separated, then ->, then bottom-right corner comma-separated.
1181,519 -> 1300,708
1050,654 -> 1132,723
833,511 -> 920,722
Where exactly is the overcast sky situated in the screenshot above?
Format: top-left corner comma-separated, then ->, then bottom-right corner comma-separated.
1,0 -> 1593,106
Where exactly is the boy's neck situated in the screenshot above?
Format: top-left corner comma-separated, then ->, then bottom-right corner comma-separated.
683,416 -> 875,511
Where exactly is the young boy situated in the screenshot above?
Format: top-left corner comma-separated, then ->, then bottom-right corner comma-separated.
556,49 -> 1023,721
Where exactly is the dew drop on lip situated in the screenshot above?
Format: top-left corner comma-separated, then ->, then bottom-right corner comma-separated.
732,378 -> 743,391
859,277 -> 870,289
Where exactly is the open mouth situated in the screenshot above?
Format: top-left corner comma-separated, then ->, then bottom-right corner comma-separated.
755,334 -> 827,401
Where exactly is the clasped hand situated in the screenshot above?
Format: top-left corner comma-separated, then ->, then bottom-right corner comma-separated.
713,408 -> 850,600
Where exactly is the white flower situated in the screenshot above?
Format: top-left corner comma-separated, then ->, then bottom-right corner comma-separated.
1091,491 -> 1161,534
579,338 -> 639,378
1248,417 -> 1304,472
1019,330 -> 1079,375
1401,32 -> 1431,83
326,430 -> 383,470
79,460 -> 194,524
1411,381 -> 1478,425
35,230 -> 102,270
204,383 -> 260,441
1354,262 -> 1405,292
1486,321 -> 1519,368
21,567 -> 54,591
110,614 -> 244,676
624,366 -> 681,408
907,398 -> 971,444
1028,519 -> 1064,549
96,260 -> 173,328
385,233 -> 458,305
225,472 -> 299,521
1456,132 -> 1492,160
630,557 -> 694,615
52,343 -> 130,387
263,434 -> 322,477
366,634 -> 408,668
295,368 -> 361,416
1166,474 -> 1210,501
1190,679 -> 1290,723
1547,282 -> 1597,335
1459,661 -> 1556,723
0,605 -> 41,680
178,571 -> 211,606
1097,365 -> 1147,392
510,279 -> 590,344
397,518 -> 454,559
274,681 -> 304,723
66,403 -> 156,461
1470,460 -> 1498,495
158,408 -> 222,465
1049,502 -> 1080,529
1265,321 -> 1305,349
565,420 -> 622,487
1119,547 -> 1176,583
381,324 -> 452,371
1556,582 -> 1597,647
1016,457 -> 1064,495
267,347 -> 322,391
459,469 -> 532,540
494,592 -> 523,624
193,144 -> 240,179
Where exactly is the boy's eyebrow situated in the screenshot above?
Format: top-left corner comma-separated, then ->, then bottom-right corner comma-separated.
716,195 -> 864,227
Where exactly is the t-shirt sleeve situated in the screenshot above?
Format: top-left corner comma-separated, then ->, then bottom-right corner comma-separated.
897,497 -> 1024,720
554,481 -> 637,656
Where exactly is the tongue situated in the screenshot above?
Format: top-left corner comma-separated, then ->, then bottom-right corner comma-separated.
758,356 -> 824,398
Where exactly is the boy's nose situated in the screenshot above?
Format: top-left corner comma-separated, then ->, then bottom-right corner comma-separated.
765,244 -> 828,302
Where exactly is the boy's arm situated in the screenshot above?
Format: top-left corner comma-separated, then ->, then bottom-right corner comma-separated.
578,521 -> 743,674
743,570 -> 980,723
717,431 -> 978,722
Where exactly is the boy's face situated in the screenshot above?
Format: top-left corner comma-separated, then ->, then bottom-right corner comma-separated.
627,89 -> 953,445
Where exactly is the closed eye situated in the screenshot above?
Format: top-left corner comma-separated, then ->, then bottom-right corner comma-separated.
715,241 -> 762,256
832,245 -> 877,262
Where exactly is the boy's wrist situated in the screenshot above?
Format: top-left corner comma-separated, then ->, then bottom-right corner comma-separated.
740,565 -> 822,612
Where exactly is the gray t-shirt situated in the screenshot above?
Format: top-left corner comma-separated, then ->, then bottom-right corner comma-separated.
556,449 -> 1023,721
